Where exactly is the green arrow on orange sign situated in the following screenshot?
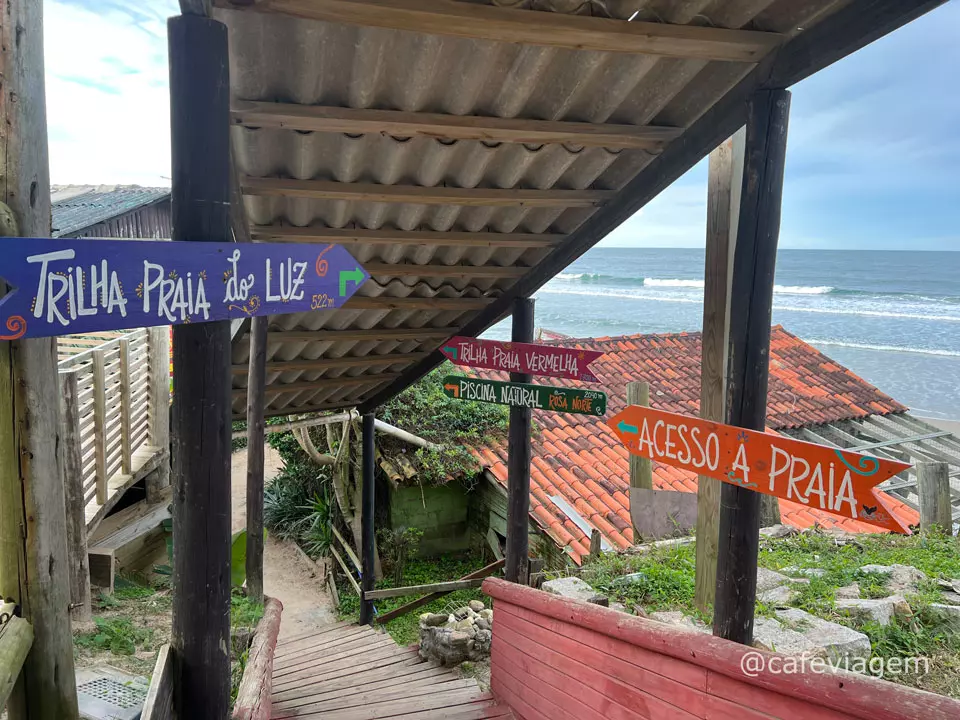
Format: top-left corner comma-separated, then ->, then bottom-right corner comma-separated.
608,404 -> 913,533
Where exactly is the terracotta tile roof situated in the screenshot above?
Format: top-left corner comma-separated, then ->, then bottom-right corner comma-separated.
471,326 -> 916,564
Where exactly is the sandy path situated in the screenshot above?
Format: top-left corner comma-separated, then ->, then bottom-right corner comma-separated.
232,445 -> 338,639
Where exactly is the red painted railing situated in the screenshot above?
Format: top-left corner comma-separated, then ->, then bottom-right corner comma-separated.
483,578 -> 960,720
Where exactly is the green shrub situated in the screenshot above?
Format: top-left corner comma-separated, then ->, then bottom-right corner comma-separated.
263,461 -> 328,540
75,618 -> 153,656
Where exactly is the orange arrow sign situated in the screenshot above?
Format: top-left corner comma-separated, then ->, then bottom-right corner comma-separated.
443,383 -> 460,398
608,405 -> 913,533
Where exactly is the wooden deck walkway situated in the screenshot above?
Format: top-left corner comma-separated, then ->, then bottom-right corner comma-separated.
270,621 -> 513,720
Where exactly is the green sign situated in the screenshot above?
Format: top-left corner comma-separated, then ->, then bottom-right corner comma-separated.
442,375 -> 607,416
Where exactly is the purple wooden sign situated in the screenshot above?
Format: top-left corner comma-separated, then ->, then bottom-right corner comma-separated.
0,238 -> 369,339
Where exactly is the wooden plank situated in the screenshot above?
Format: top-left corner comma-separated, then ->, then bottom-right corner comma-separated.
92,348 -> 109,504
271,679 -> 476,719
252,225 -> 562,249
714,89 -> 791,645
231,373 -> 399,399
332,525 -> 361,571
362,262 -> 526,279
293,686 -> 491,720
234,351 -> 428,376
118,338 -> 133,474
627,381 -> 652,492
87,547 -> 115,594
253,327 -> 459,343
274,642 -> 403,680
60,370 -> 92,623
245,315 -> 268,605
141,643 -> 174,720
0,614 -> 34,713
364,578 -> 485,600
376,558 -> 504,625
168,14 -> 233,719
272,659 -> 449,705
146,327 -> 170,501
360,412 -> 376,625
273,635 -> 395,674
695,127 -> 743,612
274,624 -> 371,659
494,604 -> 707,713
241,177 -> 613,208
232,101 -> 682,149
329,545 -> 362,597
233,597 -> 282,720
214,0 -> 782,62
272,650 -> 421,693
918,462 -> 951,533
272,666 -> 455,711
505,298 -> 534,584
346,296 -> 491,311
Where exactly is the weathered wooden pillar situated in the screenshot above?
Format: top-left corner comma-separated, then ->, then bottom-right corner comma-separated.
714,89 -> 791,645
505,298 -> 534,584
168,12 -> 233,718
61,371 -> 92,624
918,461 -> 952,533
359,412 -> 376,625
0,1 -> 80,717
695,128 -> 744,612
146,326 -> 171,502
245,315 -> 269,604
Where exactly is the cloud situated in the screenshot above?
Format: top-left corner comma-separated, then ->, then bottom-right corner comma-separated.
45,0 -> 178,186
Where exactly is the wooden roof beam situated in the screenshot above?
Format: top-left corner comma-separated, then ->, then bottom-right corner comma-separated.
362,262 -> 526,279
345,296 -> 492,311
232,373 -> 400,398
213,0 -> 782,62
232,101 -> 682,150
234,351 -> 428,375
241,177 -> 612,208
244,327 -> 460,343
251,225 -> 563,249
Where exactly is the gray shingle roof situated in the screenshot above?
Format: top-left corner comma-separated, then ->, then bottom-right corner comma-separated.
51,185 -> 170,237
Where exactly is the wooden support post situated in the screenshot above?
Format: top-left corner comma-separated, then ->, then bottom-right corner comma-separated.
118,338 -> 133,475
695,128 -> 744,612
60,371 -> 92,624
359,412 -> 376,625
589,529 -> 602,562
245,315 -> 269,604
146,326 -> 171,502
0,1 -> 81,716
0,612 -> 34,713
627,381 -> 652,543
918,461 -> 952,534
168,13 -> 233,718
505,298 -> 535,585
714,89 -> 791,645
92,348 -> 108,504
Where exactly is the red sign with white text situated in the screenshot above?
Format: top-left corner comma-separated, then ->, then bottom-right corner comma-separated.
440,336 -> 603,382
608,405 -> 912,533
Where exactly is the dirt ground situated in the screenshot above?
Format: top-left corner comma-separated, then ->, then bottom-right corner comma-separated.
231,444 -> 339,638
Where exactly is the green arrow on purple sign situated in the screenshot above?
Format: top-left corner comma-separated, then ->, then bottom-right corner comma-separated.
0,238 -> 368,339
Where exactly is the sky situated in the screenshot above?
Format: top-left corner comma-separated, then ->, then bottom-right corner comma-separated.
44,0 -> 960,251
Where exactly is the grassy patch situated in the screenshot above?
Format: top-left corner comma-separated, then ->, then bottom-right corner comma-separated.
75,617 -> 154,656
231,592 -> 265,629
337,552 -> 488,645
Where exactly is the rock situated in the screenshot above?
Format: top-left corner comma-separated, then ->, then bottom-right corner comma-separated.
760,524 -> 798,539
474,629 -> 493,654
589,595 -> 610,607
756,567 -> 791,593
453,606 -> 471,620
420,612 -> 449,628
772,608 -> 871,663
942,592 -> 960,606
859,564 -> 926,592
835,583 -> 860,600
454,619 -> 476,633
835,597 -> 906,627
609,602 -> 630,615
926,604 -> 960,632
781,566 -> 825,578
758,585 -> 797,607
611,572 -> 647,587
542,576 -> 607,605
448,630 -> 472,648
468,600 -> 486,613
475,618 -> 491,631
753,617 -> 817,656
649,611 -> 710,634
479,609 -> 494,622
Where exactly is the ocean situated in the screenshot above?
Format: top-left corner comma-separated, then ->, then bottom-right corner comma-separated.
485,249 -> 960,421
